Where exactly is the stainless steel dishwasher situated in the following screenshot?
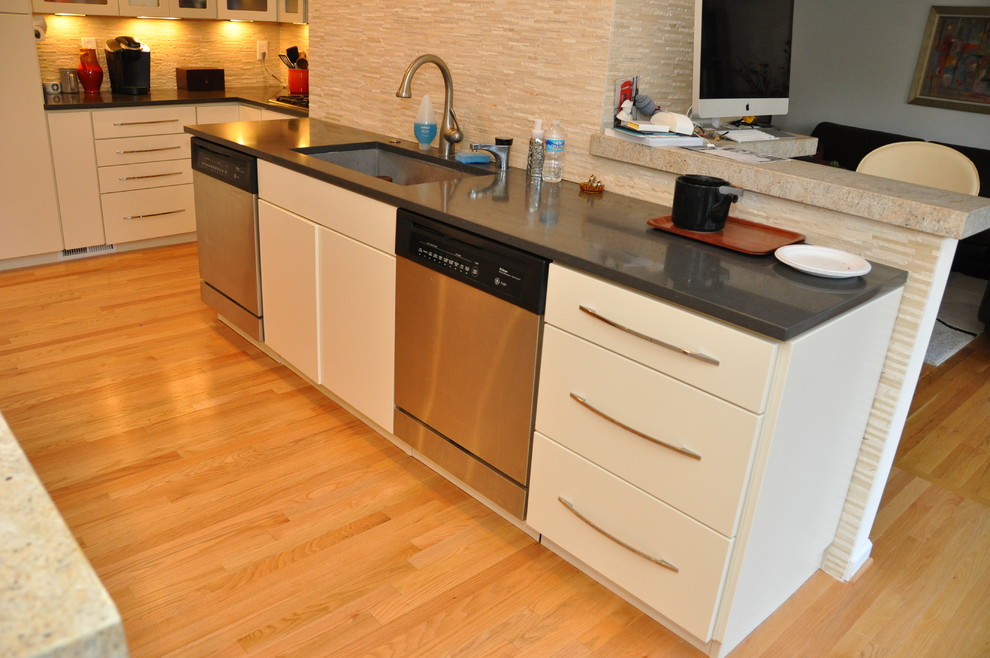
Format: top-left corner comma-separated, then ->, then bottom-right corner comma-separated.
394,209 -> 549,519
191,138 -> 263,340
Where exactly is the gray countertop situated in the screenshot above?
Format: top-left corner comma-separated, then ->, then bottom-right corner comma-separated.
185,117 -> 906,341
43,85 -> 307,117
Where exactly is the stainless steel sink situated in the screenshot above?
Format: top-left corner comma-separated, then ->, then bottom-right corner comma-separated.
292,142 -> 488,186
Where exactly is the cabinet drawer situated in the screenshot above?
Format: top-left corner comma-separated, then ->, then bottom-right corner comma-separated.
528,433 -> 731,642
101,184 -> 196,243
98,159 -> 192,194
92,106 -> 198,139
537,325 -> 760,536
258,161 -> 396,254
545,264 -> 777,413
94,134 -> 190,167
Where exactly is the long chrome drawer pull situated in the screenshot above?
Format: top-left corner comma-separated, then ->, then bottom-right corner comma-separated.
578,305 -> 720,366
113,119 -> 180,126
558,497 -> 679,573
118,172 -> 183,182
116,146 -> 181,154
122,209 -> 184,220
569,393 -> 702,461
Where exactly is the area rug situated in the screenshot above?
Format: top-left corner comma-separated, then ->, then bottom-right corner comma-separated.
924,272 -> 986,366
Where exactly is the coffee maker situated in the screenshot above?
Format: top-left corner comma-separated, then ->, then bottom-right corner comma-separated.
105,36 -> 150,95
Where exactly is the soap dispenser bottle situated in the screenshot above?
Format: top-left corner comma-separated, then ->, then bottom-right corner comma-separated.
526,118 -> 545,178
414,94 -> 438,151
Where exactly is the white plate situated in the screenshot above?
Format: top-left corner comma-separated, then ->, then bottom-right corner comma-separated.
774,245 -> 871,278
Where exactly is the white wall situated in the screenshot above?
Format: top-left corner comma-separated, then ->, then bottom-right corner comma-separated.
779,0 -> 990,149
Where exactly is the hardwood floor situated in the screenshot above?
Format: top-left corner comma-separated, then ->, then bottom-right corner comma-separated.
1,243 -> 988,657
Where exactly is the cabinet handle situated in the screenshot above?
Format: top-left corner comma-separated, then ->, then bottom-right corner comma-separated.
558,497 -> 679,573
569,393 -> 702,461
118,171 -> 183,182
122,209 -> 184,220
578,305 -> 720,366
112,119 -> 180,126
116,146 -> 181,155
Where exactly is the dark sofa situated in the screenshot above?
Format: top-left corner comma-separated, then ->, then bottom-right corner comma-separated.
805,122 -> 990,324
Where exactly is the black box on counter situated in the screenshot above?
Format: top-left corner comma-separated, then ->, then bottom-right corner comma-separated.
176,68 -> 225,91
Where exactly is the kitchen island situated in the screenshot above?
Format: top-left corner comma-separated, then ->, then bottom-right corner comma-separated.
186,116 -> 911,656
0,414 -> 127,658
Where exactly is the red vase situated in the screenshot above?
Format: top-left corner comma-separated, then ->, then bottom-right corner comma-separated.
77,49 -> 104,94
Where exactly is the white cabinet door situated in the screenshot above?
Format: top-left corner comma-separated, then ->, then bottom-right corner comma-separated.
258,200 -> 319,382
33,0 -> 119,15
169,0 -> 216,18
217,0 -> 276,21
529,433 -> 732,642
318,227 -> 396,432
276,0 -> 305,22
196,104 -> 240,125
101,184 -> 195,243
238,106 -> 263,122
119,0 -> 168,16
47,111 -> 104,250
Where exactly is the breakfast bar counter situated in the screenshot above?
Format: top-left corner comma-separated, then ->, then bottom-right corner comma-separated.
0,414 -> 126,658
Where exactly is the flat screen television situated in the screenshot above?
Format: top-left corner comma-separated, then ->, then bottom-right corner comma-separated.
692,0 -> 794,123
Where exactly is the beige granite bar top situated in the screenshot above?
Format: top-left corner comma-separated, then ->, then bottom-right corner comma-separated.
591,133 -> 990,240
0,414 -> 127,658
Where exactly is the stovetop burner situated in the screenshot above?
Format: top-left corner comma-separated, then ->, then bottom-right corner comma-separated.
270,94 -> 309,109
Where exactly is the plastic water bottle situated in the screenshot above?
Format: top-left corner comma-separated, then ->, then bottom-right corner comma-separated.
542,120 -> 565,183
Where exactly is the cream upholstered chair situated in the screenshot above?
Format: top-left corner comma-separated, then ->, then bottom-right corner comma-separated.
856,141 -> 980,194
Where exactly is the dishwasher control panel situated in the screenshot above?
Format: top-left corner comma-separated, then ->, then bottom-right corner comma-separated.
191,138 -> 258,194
396,209 -> 548,314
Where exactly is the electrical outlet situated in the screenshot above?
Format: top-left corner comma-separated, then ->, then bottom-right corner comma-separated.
256,41 -> 268,61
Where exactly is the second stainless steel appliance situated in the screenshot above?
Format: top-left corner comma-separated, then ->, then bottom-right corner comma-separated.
394,210 -> 549,519
191,138 -> 263,340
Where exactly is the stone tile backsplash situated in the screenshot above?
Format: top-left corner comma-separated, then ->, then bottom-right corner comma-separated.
35,15 -> 307,94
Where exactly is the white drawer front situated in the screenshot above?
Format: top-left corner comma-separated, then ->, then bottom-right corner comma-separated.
545,264 -> 777,413
98,159 -> 193,194
258,160 -> 396,254
101,184 -> 196,244
528,433 -> 731,642
94,134 -> 190,167
92,106 -> 198,139
537,325 -> 760,536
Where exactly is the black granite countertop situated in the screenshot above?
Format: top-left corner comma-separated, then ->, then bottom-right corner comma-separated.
185,117 -> 906,341
43,86 -> 307,117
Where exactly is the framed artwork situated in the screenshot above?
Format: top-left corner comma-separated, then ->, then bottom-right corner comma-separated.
908,5 -> 990,115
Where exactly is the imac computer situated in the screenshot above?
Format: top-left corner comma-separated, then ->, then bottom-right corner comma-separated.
691,0 -> 794,125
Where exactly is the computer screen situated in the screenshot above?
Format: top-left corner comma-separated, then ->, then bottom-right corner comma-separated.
692,0 -> 794,122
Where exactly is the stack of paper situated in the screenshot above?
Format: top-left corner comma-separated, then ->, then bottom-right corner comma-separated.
605,126 -> 706,147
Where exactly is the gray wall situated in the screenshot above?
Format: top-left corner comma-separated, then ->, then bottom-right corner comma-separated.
778,0 -> 990,149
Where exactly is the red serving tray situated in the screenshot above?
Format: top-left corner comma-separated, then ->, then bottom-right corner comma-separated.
647,215 -> 805,255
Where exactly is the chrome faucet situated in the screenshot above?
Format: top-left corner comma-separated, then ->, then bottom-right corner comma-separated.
396,54 -> 462,159
470,138 -> 513,171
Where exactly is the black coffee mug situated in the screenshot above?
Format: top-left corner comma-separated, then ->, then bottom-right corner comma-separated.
671,174 -> 745,232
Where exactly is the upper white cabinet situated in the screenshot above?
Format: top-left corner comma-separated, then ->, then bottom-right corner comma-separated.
216,0 -> 275,21
276,0 -> 305,22
118,0 -> 168,17
35,0 -> 297,19
33,0 -> 120,15
169,0 -> 216,18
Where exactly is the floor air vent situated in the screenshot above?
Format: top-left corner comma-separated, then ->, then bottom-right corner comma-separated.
59,244 -> 117,260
